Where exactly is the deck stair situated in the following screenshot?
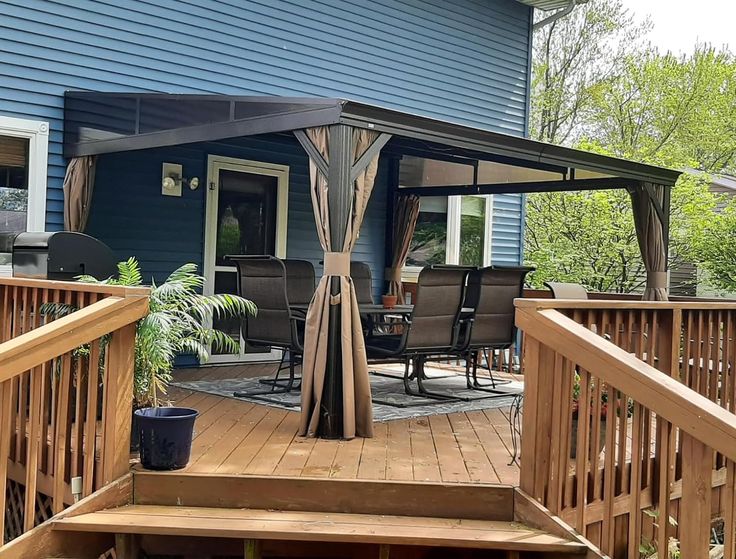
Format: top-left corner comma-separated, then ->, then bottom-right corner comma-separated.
52,504 -> 588,554
1,471 -> 599,558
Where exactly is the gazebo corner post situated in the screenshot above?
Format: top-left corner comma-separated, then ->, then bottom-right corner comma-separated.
662,182 -> 671,264
320,124 -> 353,439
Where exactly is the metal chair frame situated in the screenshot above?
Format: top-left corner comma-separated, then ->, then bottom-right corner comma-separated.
226,255 -> 305,403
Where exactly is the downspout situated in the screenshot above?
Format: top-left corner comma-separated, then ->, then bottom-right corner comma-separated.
532,0 -> 580,31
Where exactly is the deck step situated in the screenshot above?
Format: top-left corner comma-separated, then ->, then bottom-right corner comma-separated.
52,504 -> 588,554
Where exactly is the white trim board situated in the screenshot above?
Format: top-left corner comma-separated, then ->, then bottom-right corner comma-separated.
0,115 -> 49,233
203,155 -> 290,364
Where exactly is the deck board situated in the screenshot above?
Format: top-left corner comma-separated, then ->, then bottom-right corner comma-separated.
168,364 -> 521,485
53,504 -> 586,552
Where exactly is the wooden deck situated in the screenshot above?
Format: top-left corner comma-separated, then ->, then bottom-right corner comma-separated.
167,364 -> 521,485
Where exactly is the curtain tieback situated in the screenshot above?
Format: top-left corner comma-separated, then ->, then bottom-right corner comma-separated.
647,271 -> 668,286
324,252 -> 351,276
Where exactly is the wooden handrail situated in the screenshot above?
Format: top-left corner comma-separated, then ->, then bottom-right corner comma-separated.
516,306 -> 736,461
0,295 -> 149,384
517,297 -> 736,311
0,280 -> 149,544
0,276 -> 149,298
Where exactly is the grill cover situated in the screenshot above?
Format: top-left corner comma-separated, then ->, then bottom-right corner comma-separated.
0,232 -> 117,281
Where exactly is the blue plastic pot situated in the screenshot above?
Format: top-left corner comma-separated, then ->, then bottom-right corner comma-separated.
134,407 -> 199,470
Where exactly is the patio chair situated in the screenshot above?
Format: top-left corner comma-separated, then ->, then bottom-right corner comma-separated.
227,255 -> 304,402
544,281 -> 588,299
351,261 -> 374,305
366,267 -> 468,400
455,266 -> 534,393
284,259 -> 315,311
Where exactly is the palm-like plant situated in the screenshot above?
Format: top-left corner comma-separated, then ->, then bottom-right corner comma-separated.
54,258 -> 255,407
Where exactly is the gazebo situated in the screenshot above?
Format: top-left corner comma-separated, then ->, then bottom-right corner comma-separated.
62,93 -> 682,439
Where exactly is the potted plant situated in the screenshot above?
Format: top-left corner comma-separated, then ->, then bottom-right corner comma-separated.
381,293 -> 398,309
46,258 -> 255,470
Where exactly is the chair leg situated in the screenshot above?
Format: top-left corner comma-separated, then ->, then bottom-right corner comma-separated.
465,352 -> 474,389
234,350 -> 300,404
467,350 -> 516,396
258,351 -> 286,388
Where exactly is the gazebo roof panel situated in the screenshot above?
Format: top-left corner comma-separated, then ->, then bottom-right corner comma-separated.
63,92 -> 681,187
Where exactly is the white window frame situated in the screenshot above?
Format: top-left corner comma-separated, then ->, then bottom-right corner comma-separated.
0,116 -> 49,233
403,194 -> 494,282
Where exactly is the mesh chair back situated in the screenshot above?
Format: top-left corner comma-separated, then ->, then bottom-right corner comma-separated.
544,281 -> 588,300
465,266 -> 533,349
406,267 -> 467,351
351,261 -> 373,305
229,256 -> 294,347
284,259 -> 315,306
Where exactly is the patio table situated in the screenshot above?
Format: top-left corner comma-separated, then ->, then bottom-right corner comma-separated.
290,303 -> 414,316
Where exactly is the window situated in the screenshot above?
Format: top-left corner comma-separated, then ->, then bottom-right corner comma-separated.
459,196 -> 487,267
0,136 -> 30,232
406,197 -> 448,267
405,195 -> 493,277
0,116 -> 49,234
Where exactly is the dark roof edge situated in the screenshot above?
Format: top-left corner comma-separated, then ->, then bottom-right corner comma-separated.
340,100 -> 682,186
63,92 -> 681,185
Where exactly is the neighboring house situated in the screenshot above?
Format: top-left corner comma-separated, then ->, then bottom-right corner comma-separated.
0,0 -> 549,362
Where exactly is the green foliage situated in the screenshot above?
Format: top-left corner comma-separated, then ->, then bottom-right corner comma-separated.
687,197 -> 736,293
640,509 -> 681,559
78,258 -> 255,407
580,46 -> 736,171
409,222 -> 447,266
525,189 -> 643,292
531,0 -> 650,144
528,0 -> 736,293
525,175 -> 717,292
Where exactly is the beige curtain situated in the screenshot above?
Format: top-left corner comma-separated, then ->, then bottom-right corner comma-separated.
387,195 -> 420,304
299,127 -> 380,439
630,182 -> 668,301
63,156 -> 96,232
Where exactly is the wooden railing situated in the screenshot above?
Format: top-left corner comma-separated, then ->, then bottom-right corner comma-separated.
516,299 -> 736,559
0,278 -> 148,544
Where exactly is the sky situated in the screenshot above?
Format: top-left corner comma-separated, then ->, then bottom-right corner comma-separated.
620,0 -> 734,54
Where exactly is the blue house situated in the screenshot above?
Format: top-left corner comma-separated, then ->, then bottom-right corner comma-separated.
0,0 -> 617,365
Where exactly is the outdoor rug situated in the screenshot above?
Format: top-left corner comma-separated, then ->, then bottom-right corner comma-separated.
171,365 -> 523,422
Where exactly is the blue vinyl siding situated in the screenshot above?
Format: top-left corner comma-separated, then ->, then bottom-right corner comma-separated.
491,193 -> 524,265
0,0 -> 529,266
86,133 -> 388,298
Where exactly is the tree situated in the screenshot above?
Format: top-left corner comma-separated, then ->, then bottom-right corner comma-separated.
530,0 -> 650,143
526,4 -> 736,293
580,46 -> 736,172
525,189 -> 643,292
687,193 -> 736,293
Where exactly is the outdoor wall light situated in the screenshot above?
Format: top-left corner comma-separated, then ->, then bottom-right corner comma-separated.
161,162 -> 200,196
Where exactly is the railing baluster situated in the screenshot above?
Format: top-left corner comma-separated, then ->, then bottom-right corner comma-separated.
548,352 -> 565,514
725,459 -> 735,559
52,351 -> 72,515
590,376 -> 603,502
23,365 -> 42,531
83,339 -> 101,497
0,380 -> 12,540
101,323 -> 137,485
679,433 -> 713,556
575,368 -> 591,534
655,418 -> 674,556
627,401 -> 643,559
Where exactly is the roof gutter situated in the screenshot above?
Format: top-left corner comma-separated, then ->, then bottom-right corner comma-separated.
532,0 -> 579,31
